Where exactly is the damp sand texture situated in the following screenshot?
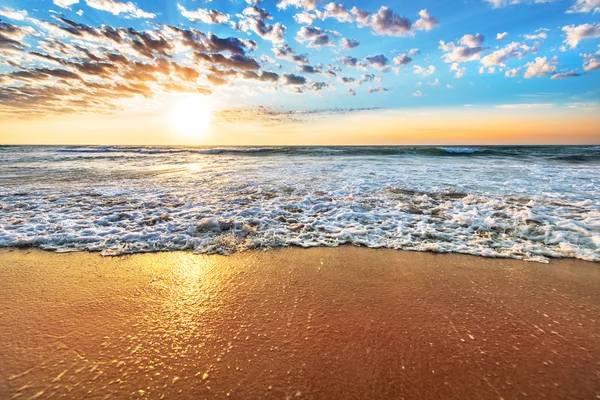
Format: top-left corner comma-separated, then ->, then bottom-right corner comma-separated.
1,248 -> 599,399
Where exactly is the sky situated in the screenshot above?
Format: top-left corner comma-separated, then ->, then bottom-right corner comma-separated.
0,0 -> 599,145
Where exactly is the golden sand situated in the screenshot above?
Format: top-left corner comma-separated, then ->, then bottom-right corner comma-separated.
0,248 -> 599,399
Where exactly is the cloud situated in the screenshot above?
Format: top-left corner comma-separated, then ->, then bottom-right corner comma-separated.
484,0 -> 554,8
195,53 -> 261,70
551,70 -> 580,79
369,86 -> 388,93
340,38 -> 359,50
53,0 -> 80,9
85,0 -> 155,19
0,7 -> 28,20
177,4 -> 229,24
582,53 -> 600,71
460,33 -> 485,47
337,56 -> 368,70
296,26 -> 335,48
480,41 -> 534,67
497,32 -> 508,40
562,23 -> 600,48
524,31 -> 547,40
413,9 -> 439,31
567,0 -> 600,13
234,7 -> 287,43
273,44 -> 309,64
0,20 -> 35,51
165,26 -> 256,55
365,54 -> 389,70
393,54 -> 412,65
440,37 -> 488,63
409,48 -> 420,56
413,65 -> 435,77
277,0 -> 317,11
348,88 -> 356,96
496,103 -> 554,109
523,56 -> 557,78
352,6 -> 412,37
451,63 -> 466,78
566,101 -> 600,110
281,73 -> 307,85
413,90 -> 423,97
214,106 -> 379,125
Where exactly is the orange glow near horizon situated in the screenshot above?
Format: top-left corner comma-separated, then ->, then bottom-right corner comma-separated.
0,106 -> 598,146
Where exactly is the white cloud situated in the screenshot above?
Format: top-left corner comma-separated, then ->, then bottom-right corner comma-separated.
393,54 -> 412,65
277,0 -> 317,11
413,90 -> 423,97
523,56 -> 557,78
53,0 -> 79,9
85,0 -> 155,19
497,103 -> 555,109
296,26 -> 336,48
439,37 -> 488,63
451,63 -> 466,78
413,9 -> 439,31
582,53 -> 600,71
484,0 -> 554,8
562,23 -> 600,48
524,32 -> 547,40
352,6 -> 412,37
177,4 -> 229,24
0,7 -> 28,20
413,65 -> 435,77
567,0 -> 600,13
460,33 -> 484,47
480,41 -> 534,67
497,32 -> 508,40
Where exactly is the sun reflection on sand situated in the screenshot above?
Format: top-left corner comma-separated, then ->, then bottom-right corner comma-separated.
1,249 -> 600,399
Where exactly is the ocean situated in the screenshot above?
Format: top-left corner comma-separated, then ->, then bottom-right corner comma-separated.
0,145 -> 598,262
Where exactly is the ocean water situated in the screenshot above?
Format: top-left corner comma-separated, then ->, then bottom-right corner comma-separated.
0,145 -> 598,262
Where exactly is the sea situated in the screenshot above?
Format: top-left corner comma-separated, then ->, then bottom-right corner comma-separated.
0,145 -> 598,262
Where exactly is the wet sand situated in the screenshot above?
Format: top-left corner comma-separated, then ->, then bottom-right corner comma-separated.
0,248 -> 599,399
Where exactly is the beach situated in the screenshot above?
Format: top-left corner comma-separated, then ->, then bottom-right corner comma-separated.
1,248 -> 599,399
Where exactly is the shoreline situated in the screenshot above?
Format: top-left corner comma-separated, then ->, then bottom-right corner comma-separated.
1,247 -> 599,399
2,243 -> 598,263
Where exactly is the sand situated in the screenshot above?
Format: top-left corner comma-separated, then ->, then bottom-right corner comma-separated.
0,248 -> 599,399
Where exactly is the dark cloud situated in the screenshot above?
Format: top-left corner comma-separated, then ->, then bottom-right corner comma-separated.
272,44 -> 309,64
298,64 -> 319,73
215,106 -> 381,125
365,54 -> 389,70
282,73 -> 307,85
195,53 -> 261,70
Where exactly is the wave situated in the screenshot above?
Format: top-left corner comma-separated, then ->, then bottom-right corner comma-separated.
55,146 -> 286,155
0,186 -> 598,262
37,145 -> 600,164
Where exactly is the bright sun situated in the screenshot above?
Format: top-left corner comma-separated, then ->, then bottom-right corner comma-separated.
169,95 -> 213,138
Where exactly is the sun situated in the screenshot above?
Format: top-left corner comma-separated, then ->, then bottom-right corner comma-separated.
169,95 -> 213,138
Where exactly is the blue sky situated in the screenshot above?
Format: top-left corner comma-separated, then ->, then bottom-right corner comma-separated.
0,0 -> 599,134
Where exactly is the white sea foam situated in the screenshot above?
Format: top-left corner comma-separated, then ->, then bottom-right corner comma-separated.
0,146 -> 598,262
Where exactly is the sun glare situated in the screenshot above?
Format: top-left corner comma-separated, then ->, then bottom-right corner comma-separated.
169,96 -> 213,138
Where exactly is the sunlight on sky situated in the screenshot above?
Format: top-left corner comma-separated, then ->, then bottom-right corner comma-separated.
0,0 -> 598,144
169,95 -> 213,140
